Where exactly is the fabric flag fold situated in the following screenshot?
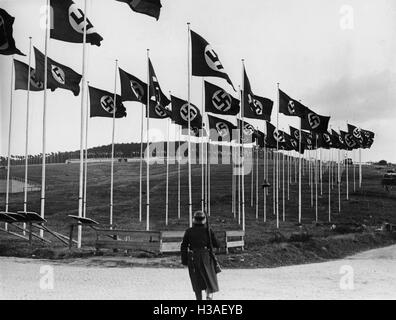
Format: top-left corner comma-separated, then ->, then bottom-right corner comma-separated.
340,130 -> 358,150
301,108 -> 330,133
347,123 -> 364,147
34,47 -> 82,96
207,114 -> 236,142
243,67 -> 273,121
119,67 -> 147,103
148,58 -> 171,108
237,119 -> 259,144
266,121 -> 284,148
204,81 -> 240,116
0,8 -> 25,56
317,131 -> 332,149
14,59 -> 45,91
191,30 -> 235,90
360,129 -> 375,149
171,95 -> 202,128
279,89 -> 307,117
88,86 -> 127,118
116,0 -> 162,20
331,129 -> 345,150
50,0 -> 103,46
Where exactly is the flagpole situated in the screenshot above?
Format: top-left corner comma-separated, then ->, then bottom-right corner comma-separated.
83,81 -> 90,218
282,149 -> 285,222
320,148 -> 323,196
353,149 -> 356,192
276,83 -> 280,228
187,23 -> 193,226
287,151 -> 290,201
298,118 -> 302,223
255,134 -> 259,220
346,150 -> 349,201
232,142 -> 236,218
165,116 -> 170,226
251,146 -> 254,208
338,148 -> 341,213
109,59 -> 118,228
241,60 -> 246,232
359,147 -> 362,188
237,85 -> 241,225
315,134 -> 318,222
328,149 -> 331,222
5,58 -> 15,231
146,49 -> 150,230
263,144 -> 267,222
40,0 -> 50,238
273,149 -> 275,216
23,38 -> 33,222
177,126 -> 181,219
139,102 -> 144,222
201,79 -> 205,211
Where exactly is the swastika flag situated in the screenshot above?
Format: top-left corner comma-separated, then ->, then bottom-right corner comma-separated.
88,86 -> 127,118
279,89 -> 307,117
170,95 -> 202,128
243,67 -> 273,121
207,114 -> 237,142
360,129 -> 375,149
116,0 -> 162,20
300,108 -> 330,133
204,81 -> 239,116
14,59 -> 46,92
191,30 -> 235,90
119,68 -> 147,103
0,9 -> 25,56
340,130 -> 358,150
34,47 -> 82,96
347,123 -> 364,147
50,0 -> 103,46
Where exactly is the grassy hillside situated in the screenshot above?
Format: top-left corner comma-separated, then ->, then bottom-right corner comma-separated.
2,156 -> 396,267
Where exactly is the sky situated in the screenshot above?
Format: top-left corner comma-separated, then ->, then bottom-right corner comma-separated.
1,0 -> 396,163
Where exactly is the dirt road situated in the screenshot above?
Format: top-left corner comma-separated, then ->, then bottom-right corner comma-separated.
1,244 -> 395,299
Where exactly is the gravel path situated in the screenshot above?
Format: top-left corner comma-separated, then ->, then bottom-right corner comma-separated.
1,245 -> 395,300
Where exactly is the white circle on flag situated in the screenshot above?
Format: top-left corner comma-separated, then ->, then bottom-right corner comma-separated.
100,95 -> 115,114
180,103 -> 198,122
204,44 -> 224,72
212,90 -> 231,112
216,122 -> 230,138
51,65 -> 65,85
308,112 -> 320,129
68,4 -> 96,34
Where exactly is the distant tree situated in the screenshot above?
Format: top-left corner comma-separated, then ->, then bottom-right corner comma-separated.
378,160 -> 387,165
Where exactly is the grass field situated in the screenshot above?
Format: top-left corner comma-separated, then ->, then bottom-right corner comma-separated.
1,153 -> 396,268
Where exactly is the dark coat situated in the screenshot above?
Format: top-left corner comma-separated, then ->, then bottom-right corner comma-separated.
181,224 -> 220,293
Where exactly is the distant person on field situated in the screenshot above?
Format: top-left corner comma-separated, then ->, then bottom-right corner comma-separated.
181,211 -> 220,300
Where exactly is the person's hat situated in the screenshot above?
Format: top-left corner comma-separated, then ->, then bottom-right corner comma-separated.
193,211 -> 206,225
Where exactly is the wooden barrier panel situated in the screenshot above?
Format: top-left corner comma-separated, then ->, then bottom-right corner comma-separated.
225,230 -> 245,254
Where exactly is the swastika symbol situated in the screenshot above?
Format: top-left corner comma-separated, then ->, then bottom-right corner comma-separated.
291,139 -> 297,148
273,130 -> 284,143
100,95 -> 115,114
30,70 -> 44,89
212,90 -> 231,112
154,104 -> 167,117
180,103 -> 198,122
293,130 -> 300,140
68,4 -> 94,34
204,45 -> 224,72
51,65 -> 65,85
323,133 -> 331,143
353,128 -> 361,139
130,80 -> 144,100
345,134 -> 356,148
288,100 -> 295,114
216,122 -> 230,138
308,112 -> 320,129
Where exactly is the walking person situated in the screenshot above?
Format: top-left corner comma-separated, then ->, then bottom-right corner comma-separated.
181,211 -> 221,300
